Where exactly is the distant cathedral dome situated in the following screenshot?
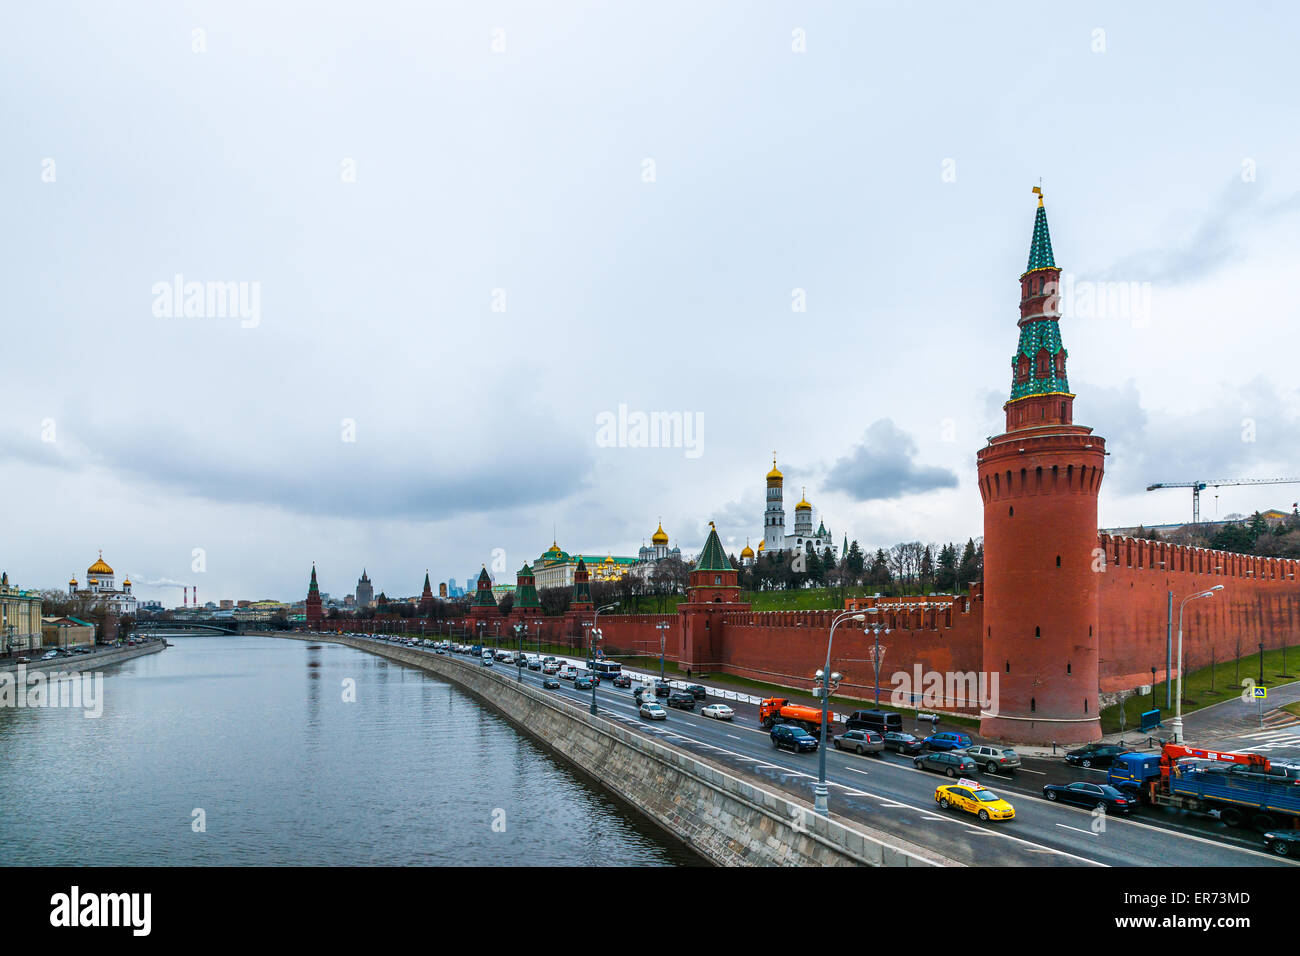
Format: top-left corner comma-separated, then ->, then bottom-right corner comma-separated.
766,456 -> 783,482
651,522 -> 670,546
740,540 -> 755,559
795,488 -> 812,511
88,551 -> 114,575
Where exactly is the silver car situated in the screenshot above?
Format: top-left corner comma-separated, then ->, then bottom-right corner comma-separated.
957,745 -> 1022,774
832,729 -> 885,756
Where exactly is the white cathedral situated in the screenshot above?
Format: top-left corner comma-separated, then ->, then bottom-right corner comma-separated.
741,456 -> 838,565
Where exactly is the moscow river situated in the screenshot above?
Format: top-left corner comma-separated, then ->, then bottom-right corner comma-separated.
0,635 -> 698,866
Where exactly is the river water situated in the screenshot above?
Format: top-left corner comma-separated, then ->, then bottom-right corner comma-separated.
0,634 -> 698,866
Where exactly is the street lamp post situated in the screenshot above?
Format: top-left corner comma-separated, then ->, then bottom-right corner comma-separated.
654,621 -> 670,681
813,610 -> 865,817
862,610 -> 891,706
590,603 -> 618,716
1171,584 -> 1224,744
514,624 -> 525,681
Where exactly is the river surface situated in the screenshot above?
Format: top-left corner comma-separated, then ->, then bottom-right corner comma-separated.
0,634 -> 698,866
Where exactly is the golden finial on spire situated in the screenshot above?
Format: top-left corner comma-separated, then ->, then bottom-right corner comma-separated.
1032,184 -> 1043,207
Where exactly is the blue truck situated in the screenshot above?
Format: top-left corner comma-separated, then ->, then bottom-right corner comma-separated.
1109,743 -> 1300,830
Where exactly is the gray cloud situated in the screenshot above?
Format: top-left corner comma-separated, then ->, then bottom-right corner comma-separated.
1094,183 -> 1300,285
824,419 -> 959,501
1080,377 -> 1300,497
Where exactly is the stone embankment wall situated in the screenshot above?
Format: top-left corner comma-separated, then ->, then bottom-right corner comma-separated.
280,633 -> 952,868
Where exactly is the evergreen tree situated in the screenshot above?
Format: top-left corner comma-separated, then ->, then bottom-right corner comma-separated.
920,545 -> 935,592
937,542 -> 957,592
956,538 -> 978,592
846,540 -> 865,576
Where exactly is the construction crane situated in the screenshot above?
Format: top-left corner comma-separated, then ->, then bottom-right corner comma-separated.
1146,478 -> 1300,524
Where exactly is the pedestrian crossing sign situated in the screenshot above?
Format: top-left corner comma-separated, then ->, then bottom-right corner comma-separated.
1253,687 -> 1267,698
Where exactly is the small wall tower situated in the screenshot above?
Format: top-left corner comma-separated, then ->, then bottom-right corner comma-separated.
306,564 -> 323,629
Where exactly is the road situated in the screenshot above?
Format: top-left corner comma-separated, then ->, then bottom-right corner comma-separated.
350,636 -> 1297,868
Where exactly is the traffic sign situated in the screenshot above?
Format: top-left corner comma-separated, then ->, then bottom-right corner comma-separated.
1253,686 -> 1268,699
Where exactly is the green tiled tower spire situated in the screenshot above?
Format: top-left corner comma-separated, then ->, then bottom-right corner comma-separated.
514,563 -> 541,608
572,557 -> 592,606
696,523 -> 730,572
1009,187 -> 1070,403
473,566 -> 496,607
308,564 -> 319,594
1025,194 -> 1056,272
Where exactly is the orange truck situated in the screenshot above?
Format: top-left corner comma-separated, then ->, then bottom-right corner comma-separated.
759,698 -> 829,733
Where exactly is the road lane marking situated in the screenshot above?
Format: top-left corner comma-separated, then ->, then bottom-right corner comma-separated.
847,768 -> 872,776
1056,824 -> 1098,836
1016,768 -> 1046,775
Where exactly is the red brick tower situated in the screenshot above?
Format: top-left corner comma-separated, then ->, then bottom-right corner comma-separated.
977,189 -> 1106,745
418,570 -> 435,616
511,562 -> 543,625
563,557 -> 594,640
306,563 -> 323,629
469,566 -> 496,622
678,522 -> 749,671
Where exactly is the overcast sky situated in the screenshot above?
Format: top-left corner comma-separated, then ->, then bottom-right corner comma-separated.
3,1 -> 1297,605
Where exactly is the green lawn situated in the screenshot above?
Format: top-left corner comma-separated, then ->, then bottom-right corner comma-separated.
1100,643 -> 1299,734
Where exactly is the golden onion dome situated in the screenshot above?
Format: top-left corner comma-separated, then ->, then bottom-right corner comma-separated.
756,539 -> 765,552
766,455 -> 783,482
796,487 -> 812,511
123,577 -> 132,587
87,551 -> 114,575
651,522 -> 669,545
69,574 -> 78,587
740,539 -> 755,559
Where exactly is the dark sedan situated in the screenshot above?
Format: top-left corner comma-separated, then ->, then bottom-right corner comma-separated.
666,690 -> 696,710
1063,744 -> 1130,769
882,732 -> 926,755
542,677 -> 561,689
685,684 -> 708,700
1043,781 -> 1135,814
1263,830 -> 1300,857
612,674 -> 632,688
914,752 -> 979,778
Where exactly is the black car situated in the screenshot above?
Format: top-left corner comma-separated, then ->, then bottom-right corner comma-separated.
1043,781 -> 1134,814
1263,830 -> 1300,857
542,677 -> 561,689
653,680 -> 671,698
882,732 -> 925,755
1064,743 -> 1129,769
527,659 -> 542,670
914,752 -> 979,778
771,724 -> 818,753
667,690 -> 696,710
612,674 -> 632,688
684,684 -> 707,700
845,709 -> 903,735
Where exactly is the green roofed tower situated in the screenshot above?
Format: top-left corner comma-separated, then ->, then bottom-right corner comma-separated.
514,563 -> 541,609
571,557 -> 593,609
473,566 -> 497,607
1006,187 -> 1074,430
695,522 -> 731,572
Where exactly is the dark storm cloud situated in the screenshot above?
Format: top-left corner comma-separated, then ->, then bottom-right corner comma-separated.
5,417 -> 594,522
824,419 -> 959,501
1095,184 -> 1300,285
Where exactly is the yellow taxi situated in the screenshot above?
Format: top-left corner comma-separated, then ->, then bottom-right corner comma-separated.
934,779 -> 1016,821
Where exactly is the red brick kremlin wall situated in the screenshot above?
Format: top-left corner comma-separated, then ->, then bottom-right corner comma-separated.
1097,534 -> 1300,692
318,537 -> 1298,717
